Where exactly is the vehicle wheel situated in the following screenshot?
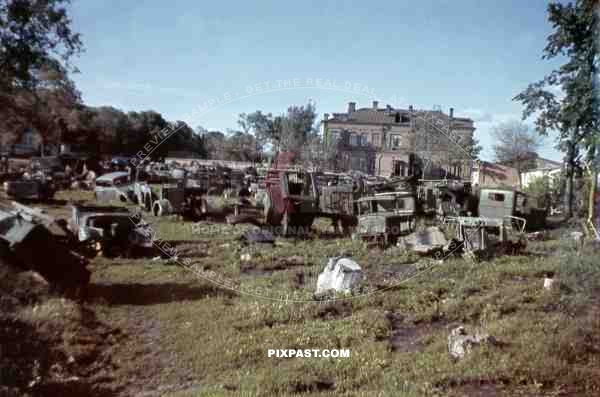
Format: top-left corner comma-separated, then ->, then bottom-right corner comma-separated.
153,199 -> 170,217
192,197 -> 207,219
144,194 -> 152,211
281,211 -> 290,236
305,216 -> 315,235
408,217 -> 416,233
337,216 -> 352,236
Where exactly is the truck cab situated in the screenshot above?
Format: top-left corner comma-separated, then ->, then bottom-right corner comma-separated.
478,187 -> 547,230
356,191 -> 416,245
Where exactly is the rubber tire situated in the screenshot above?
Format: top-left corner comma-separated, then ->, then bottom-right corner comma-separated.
338,217 -> 351,236
192,197 -> 207,219
153,200 -> 170,217
281,211 -> 290,236
144,193 -> 152,212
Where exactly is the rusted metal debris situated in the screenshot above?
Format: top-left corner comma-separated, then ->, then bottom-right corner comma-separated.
0,202 -> 90,295
444,216 -> 527,259
68,205 -> 153,257
397,226 -> 448,255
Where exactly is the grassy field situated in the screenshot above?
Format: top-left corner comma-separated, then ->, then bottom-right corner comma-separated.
4,189 -> 600,396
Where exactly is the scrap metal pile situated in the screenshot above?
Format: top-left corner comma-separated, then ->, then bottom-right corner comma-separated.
0,202 -> 90,296
0,195 -> 160,297
2,154 -> 549,267
91,161 -> 543,260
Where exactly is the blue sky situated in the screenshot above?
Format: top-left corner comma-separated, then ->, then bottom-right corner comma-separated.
68,0 -> 563,161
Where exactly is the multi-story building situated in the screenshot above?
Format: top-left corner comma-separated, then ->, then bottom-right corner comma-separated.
321,102 -> 476,178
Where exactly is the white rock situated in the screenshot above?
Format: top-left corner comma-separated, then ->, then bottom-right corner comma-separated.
316,257 -> 363,294
543,277 -> 557,290
448,326 -> 494,359
240,253 -> 252,262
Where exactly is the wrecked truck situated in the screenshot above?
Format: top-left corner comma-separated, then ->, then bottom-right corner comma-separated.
69,205 -> 153,257
355,191 -> 416,245
0,202 -> 90,295
262,169 -> 356,235
444,215 -> 527,259
4,174 -> 56,201
477,187 -> 547,231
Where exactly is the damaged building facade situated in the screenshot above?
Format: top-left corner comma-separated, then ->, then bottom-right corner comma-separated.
321,102 -> 476,179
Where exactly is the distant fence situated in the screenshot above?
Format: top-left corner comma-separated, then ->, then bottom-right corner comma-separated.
165,158 -> 260,170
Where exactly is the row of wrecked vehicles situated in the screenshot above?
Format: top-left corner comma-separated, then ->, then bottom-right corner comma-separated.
2,156 -> 549,269
0,160 -> 550,297
255,169 -> 546,254
91,164 -> 548,258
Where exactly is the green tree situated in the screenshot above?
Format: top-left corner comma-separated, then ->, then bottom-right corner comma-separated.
491,120 -> 542,188
224,130 -> 260,162
0,0 -> 82,90
514,0 -> 599,218
0,0 -> 83,151
239,101 -> 317,155
524,173 -> 565,211
238,111 -> 279,152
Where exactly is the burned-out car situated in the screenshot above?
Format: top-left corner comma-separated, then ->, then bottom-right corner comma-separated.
4,175 -> 56,201
0,202 -> 90,294
69,205 -> 153,257
94,171 -> 131,203
355,191 -> 416,245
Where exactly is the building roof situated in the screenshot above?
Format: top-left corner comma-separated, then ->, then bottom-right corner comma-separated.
325,106 -> 474,129
531,157 -> 562,171
327,108 -> 407,125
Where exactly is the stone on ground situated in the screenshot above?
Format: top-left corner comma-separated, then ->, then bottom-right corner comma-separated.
316,257 -> 363,294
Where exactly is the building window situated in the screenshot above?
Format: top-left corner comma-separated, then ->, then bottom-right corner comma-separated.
23,132 -> 34,146
372,134 -> 380,147
350,134 -> 358,146
330,131 -> 340,144
488,192 -> 505,202
360,135 -> 368,146
392,136 -> 401,148
393,160 -> 406,177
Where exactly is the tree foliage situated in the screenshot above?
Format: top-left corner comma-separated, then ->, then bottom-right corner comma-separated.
491,120 -> 542,187
0,0 -> 83,148
524,173 -> 565,210
239,102 -> 319,154
0,0 -> 82,90
513,0 -> 599,216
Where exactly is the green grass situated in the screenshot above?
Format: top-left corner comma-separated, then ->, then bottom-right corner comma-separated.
20,190 -> 600,396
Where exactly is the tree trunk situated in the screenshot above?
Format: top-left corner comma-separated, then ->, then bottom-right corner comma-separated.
565,142 -> 575,218
588,146 -> 598,237
588,169 -> 597,228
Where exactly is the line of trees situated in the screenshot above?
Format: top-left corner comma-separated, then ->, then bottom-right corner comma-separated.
0,0 -> 323,163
